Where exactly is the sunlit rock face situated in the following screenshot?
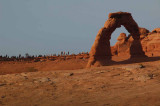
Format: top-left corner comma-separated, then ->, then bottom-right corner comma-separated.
141,31 -> 160,56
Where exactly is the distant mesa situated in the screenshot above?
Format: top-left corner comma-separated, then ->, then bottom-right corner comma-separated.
87,11 -> 149,68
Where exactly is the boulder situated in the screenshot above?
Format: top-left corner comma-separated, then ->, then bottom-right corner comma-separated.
152,28 -> 160,33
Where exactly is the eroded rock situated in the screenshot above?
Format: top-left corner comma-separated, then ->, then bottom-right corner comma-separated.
87,12 -> 146,67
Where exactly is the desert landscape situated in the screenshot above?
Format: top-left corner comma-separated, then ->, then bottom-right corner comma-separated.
1,53 -> 160,106
1,11 -> 160,105
1,1 -> 160,106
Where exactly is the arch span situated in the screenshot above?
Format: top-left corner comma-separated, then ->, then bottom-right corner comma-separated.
87,12 -> 146,67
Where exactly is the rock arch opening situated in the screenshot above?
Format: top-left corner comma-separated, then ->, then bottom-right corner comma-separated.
110,26 -> 129,46
87,12 -> 147,68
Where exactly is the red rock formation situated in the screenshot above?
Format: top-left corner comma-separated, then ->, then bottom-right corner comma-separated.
152,28 -> 160,33
111,27 -> 160,57
111,27 -> 150,56
128,27 -> 149,42
141,32 -> 160,56
87,12 -> 146,67
112,33 -> 129,56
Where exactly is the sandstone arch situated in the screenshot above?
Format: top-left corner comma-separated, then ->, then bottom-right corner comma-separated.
87,12 -> 146,67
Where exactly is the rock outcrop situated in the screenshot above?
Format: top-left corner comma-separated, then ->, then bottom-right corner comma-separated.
152,28 -> 160,33
87,12 -> 146,68
112,27 -> 150,56
111,33 -> 129,56
141,32 -> 160,56
111,27 -> 160,57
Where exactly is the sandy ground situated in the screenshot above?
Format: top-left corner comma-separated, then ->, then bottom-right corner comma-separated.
0,56 -> 160,106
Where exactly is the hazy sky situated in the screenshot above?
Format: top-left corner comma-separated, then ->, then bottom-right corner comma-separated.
0,0 -> 160,56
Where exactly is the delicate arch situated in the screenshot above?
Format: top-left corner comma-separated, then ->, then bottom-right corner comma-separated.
87,12 -> 146,67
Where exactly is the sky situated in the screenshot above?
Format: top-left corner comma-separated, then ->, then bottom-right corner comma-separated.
0,0 -> 160,56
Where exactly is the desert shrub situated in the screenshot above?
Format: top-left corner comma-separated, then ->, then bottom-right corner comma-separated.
139,64 -> 145,68
38,55 -> 42,57
27,67 -> 38,72
53,54 -> 56,56
25,53 -> 30,58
